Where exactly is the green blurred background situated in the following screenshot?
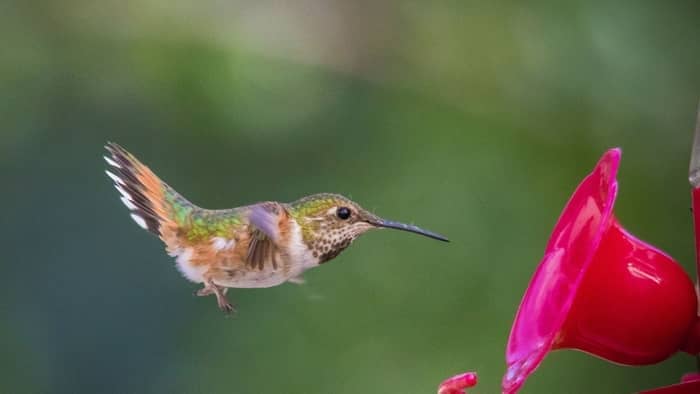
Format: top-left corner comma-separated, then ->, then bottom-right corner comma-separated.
2,1 -> 700,393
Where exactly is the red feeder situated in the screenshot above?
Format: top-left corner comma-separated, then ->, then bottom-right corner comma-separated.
637,106 -> 700,394
438,372 -> 478,394
439,111 -> 700,394
503,148 -> 699,393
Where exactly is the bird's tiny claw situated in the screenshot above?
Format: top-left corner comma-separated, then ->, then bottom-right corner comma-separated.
219,302 -> 237,315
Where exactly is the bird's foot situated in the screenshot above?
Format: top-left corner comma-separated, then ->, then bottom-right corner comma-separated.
195,284 -> 229,296
217,298 -> 236,314
214,287 -> 236,314
198,282 -> 236,314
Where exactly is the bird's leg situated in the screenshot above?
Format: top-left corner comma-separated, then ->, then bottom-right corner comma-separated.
213,287 -> 235,314
195,286 -> 214,296
198,280 -> 235,314
195,285 -> 228,297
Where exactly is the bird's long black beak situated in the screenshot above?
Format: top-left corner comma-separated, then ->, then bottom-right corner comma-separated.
372,219 -> 449,242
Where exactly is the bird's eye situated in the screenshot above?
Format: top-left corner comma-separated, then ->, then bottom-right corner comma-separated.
337,207 -> 351,220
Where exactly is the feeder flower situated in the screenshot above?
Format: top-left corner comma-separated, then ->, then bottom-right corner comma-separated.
439,144 -> 700,394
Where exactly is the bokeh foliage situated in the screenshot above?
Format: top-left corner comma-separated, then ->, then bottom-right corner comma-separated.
2,1 -> 700,393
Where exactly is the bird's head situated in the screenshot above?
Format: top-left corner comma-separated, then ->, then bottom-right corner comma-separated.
289,193 -> 448,263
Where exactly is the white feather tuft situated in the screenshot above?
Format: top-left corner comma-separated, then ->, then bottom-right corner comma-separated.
175,248 -> 205,283
105,170 -> 125,185
212,236 -> 236,251
104,156 -> 121,168
130,213 -> 148,230
176,248 -> 193,267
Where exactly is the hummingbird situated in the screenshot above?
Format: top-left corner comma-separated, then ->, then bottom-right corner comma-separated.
104,142 -> 448,313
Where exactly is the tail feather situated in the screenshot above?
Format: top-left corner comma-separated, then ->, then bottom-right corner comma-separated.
104,142 -> 192,237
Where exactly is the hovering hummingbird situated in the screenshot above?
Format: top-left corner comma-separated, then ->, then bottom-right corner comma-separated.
104,142 -> 448,313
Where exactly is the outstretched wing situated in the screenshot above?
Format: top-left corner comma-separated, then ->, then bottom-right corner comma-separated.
246,202 -> 288,270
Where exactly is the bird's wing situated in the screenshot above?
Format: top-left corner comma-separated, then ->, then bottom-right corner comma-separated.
246,202 -> 288,270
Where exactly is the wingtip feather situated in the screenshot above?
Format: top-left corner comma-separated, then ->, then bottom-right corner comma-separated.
105,170 -> 124,184
104,142 -> 165,236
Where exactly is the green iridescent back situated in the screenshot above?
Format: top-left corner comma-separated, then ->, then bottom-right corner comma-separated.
164,192 -> 356,244
163,187 -> 244,242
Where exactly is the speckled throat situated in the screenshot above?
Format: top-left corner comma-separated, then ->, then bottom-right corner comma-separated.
304,222 -> 373,264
